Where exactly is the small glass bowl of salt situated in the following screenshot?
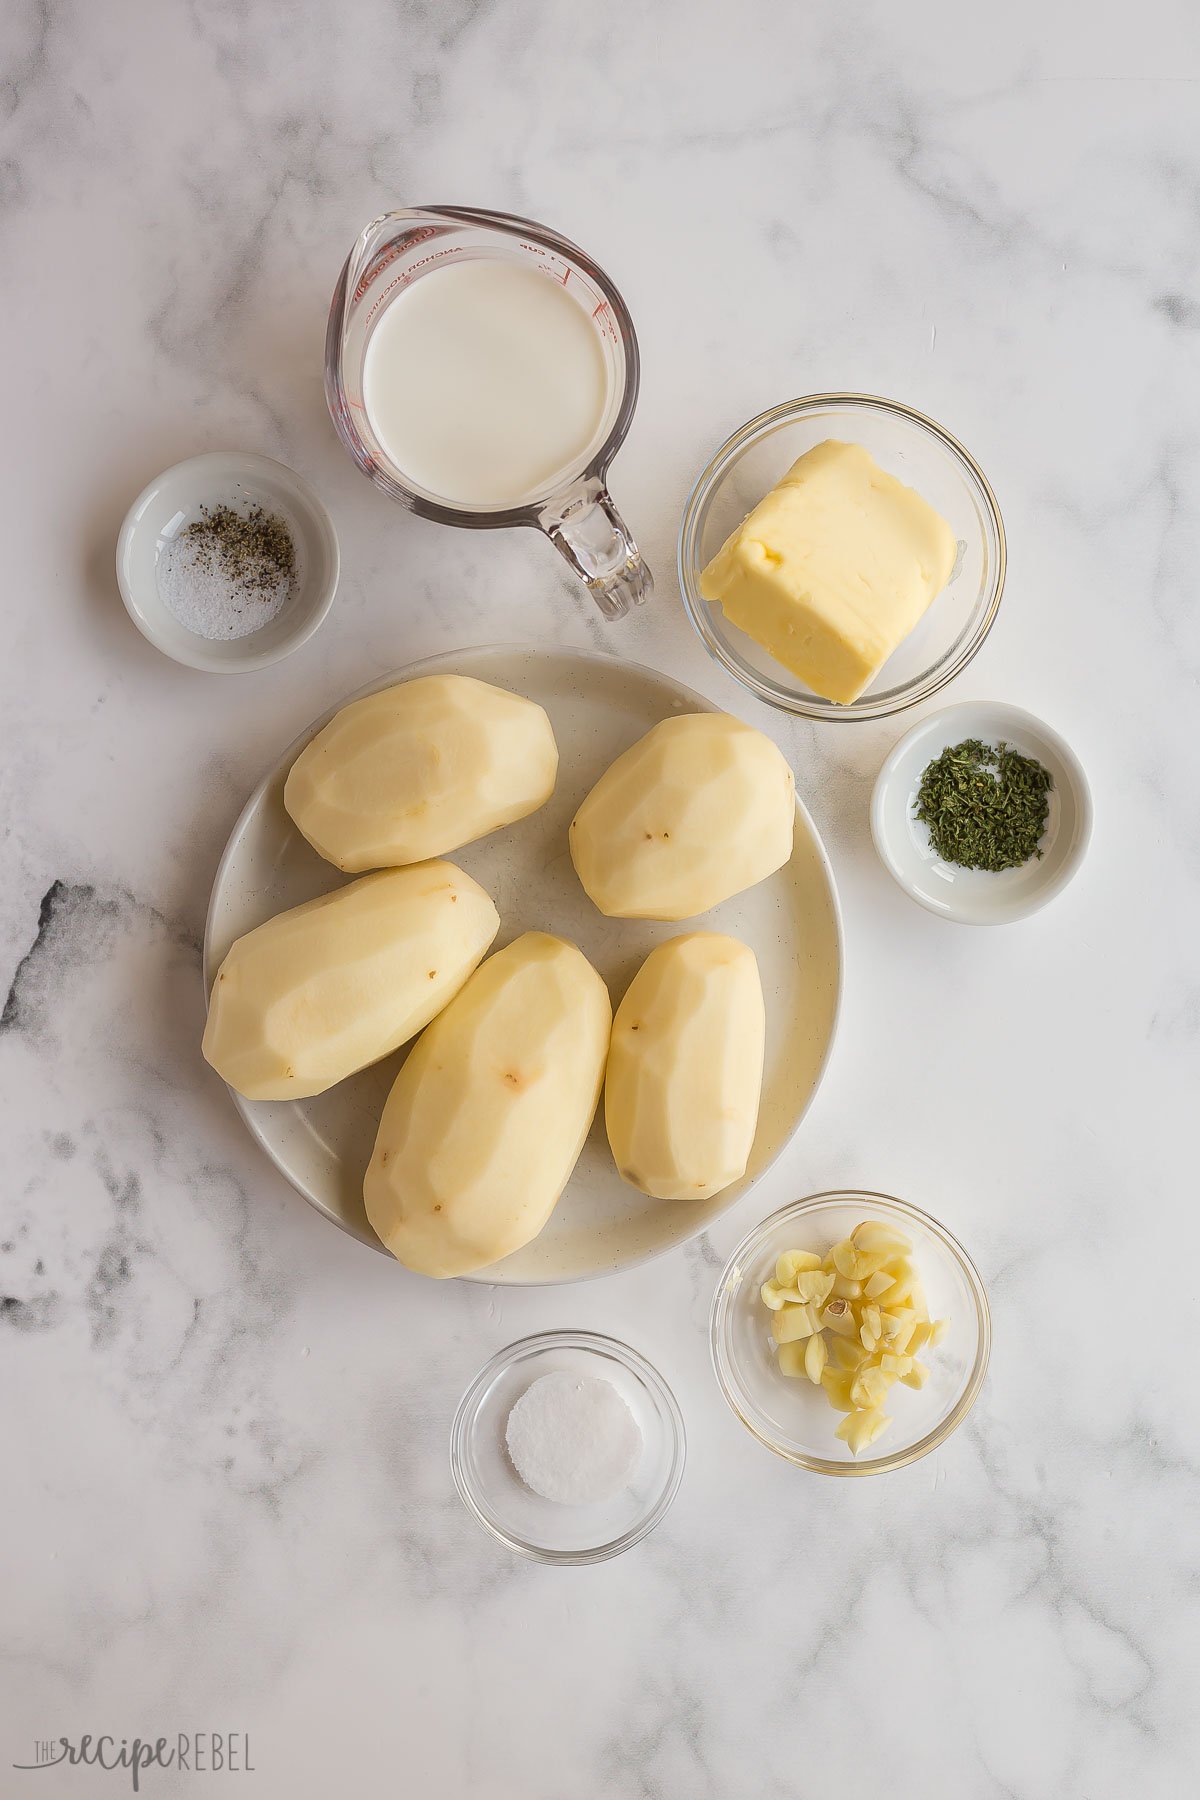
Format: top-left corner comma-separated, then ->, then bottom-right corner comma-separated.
116,451 -> 339,672
451,1331 -> 685,1564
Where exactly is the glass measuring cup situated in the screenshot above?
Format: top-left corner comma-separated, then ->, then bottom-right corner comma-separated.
325,207 -> 652,619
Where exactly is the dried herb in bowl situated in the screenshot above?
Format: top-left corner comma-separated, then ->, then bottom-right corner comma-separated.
914,738 -> 1052,872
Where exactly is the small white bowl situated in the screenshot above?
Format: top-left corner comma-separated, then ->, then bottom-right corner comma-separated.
116,451 -> 339,672
871,700 -> 1092,925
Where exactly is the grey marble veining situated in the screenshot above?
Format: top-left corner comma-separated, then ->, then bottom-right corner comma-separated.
2,0 -> 1199,1795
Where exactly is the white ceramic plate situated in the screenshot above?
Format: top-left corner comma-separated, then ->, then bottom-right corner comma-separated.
870,700 -> 1092,925
203,645 -> 843,1284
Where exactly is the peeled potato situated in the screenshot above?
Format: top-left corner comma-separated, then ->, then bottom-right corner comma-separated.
202,862 -> 498,1100
604,933 -> 765,1199
365,933 -> 611,1278
569,712 -> 794,918
284,674 -> 558,871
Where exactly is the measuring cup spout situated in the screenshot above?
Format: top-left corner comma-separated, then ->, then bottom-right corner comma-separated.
538,479 -> 652,620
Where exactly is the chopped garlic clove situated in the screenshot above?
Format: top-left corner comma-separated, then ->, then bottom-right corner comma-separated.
776,1341 -> 809,1378
793,1270 -> 835,1307
852,1221 -> 912,1257
852,1249 -> 892,1279
830,1335 -> 869,1370
772,1303 -> 818,1344
836,1407 -> 892,1454
880,1307 -> 917,1352
831,1239 -> 859,1279
928,1319 -> 949,1347
880,1258 -> 916,1304
871,1280 -> 905,1310
907,1320 -> 932,1355
820,1367 -> 857,1413
760,1279 -> 789,1311
830,1272 -> 863,1300
821,1297 -> 859,1337
863,1270 -> 894,1299
850,1366 -> 890,1411
776,1249 -> 822,1284
804,1334 -> 827,1384
901,1359 -> 929,1389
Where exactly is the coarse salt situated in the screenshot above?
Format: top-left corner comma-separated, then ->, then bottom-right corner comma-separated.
505,1371 -> 642,1506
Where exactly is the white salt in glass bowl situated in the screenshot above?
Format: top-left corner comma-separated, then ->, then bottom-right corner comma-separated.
870,700 -> 1093,924
711,1192 -> 990,1476
451,1331 -> 685,1563
116,451 -> 339,672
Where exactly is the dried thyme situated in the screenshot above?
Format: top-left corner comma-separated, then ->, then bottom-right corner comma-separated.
914,738 -> 1052,872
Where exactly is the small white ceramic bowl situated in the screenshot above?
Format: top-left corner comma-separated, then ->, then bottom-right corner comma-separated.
116,451 -> 339,672
871,700 -> 1092,924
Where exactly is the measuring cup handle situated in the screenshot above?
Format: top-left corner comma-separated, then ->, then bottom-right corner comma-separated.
537,479 -> 652,619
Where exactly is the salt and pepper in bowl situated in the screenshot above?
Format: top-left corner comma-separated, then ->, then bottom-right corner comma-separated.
116,450 -> 339,672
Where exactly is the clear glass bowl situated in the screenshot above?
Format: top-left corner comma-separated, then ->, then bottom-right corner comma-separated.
450,1331 -> 685,1563
678,395 -> 1006,721
710,1192 -> 990,1475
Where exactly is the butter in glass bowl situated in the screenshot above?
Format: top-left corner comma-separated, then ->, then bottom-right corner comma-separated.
699,439 -> 957,705
677,394 -> 1006,722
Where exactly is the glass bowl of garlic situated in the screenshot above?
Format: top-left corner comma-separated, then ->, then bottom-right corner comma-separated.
710,1191 -> 990,1475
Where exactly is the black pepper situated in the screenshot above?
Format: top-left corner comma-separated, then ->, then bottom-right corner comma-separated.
183,502 -> 296,600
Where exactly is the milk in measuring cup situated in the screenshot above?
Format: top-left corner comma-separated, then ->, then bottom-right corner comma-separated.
362,260 -> 609,509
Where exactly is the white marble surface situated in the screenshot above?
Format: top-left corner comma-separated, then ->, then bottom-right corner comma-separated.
3,2 -> 1198,1794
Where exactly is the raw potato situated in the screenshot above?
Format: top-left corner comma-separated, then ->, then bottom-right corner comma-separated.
284,674 -> 559,871
605,933 -> 765,1199
365,932 -> 611,1278
569,712 -> 795,919
202,862 -> 499,1100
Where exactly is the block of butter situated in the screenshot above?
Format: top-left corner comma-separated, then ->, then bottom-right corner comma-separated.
699,441 -> 958,705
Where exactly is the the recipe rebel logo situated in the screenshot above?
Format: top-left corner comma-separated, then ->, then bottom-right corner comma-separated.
12,1734 -> 255,1791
